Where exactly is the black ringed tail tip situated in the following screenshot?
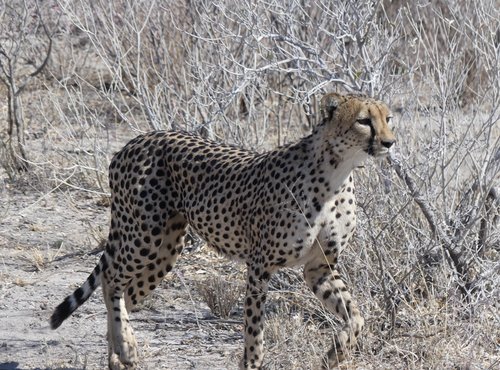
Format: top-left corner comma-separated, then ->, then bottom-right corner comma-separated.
50,254 -> 107,330
50,297 -> 73,329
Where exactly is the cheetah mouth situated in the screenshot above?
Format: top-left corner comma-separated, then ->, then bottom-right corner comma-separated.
366,146 -> 390,157
373,147 -> 390,157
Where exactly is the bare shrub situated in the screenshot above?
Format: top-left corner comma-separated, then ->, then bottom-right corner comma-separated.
57,0 -> 409,147
195,275 -> 243,319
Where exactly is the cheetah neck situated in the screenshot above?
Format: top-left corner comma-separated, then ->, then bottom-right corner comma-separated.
278,124 -> 365,202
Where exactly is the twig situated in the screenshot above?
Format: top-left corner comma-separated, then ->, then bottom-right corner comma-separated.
388,152 -> 468,292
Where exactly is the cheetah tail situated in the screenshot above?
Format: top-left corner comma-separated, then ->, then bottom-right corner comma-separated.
50,253 -> 108,329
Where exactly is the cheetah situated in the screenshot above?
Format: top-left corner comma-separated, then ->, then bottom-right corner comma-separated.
50,92 -> 395,369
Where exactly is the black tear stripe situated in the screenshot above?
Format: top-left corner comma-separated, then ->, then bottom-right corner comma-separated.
367,123 -> 376,155
365,105 -> 384,156
362,115 -> 376,156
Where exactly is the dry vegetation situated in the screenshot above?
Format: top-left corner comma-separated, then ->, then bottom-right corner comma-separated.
0,0 -> 498,369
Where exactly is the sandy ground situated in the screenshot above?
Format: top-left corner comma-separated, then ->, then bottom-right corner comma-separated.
0,187 -> 245,370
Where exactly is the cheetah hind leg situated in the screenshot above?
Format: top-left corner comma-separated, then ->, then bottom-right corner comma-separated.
102,277 -> 138,370
303,258 -> 365,369
124,216 -> 187,310
105,216 -> 187,370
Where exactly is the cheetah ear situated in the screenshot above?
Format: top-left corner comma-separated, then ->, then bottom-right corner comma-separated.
320,93 -> 342,119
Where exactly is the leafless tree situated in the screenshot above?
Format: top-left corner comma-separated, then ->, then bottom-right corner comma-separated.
0,0 -> 55,171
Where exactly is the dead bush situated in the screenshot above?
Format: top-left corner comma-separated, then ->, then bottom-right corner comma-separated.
195,275 -> 243,319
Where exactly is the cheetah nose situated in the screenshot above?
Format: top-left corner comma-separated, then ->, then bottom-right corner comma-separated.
381,139 -> 395,149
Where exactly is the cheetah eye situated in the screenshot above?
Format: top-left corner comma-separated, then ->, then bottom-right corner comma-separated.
386,116 -> 393,124
356,118 -> 372,126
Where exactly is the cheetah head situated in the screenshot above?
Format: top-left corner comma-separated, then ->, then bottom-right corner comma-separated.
320,92 -> 396,160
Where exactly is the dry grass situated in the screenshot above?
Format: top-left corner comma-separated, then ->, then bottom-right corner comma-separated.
24,242 -> 64,272
196,275 -> 244,319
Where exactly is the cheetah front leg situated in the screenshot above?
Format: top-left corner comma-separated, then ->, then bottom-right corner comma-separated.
303,258 -> 364,369
102,280 -> 138,370
240,261 -> 271,370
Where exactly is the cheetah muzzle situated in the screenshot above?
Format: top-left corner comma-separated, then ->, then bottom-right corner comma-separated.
50,92 -> 396,369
